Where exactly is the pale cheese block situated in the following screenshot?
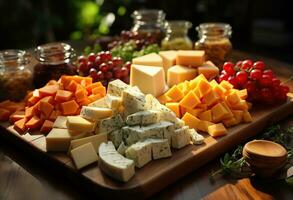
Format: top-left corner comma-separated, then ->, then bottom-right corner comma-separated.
171,126 -> 191,149
147,138 -> 172,159
98,114 -> 124,134
158,50 -> 177,74
46,128 -> 72,151
125,140 -> 152,168
130,64 -> 166,97
188,129 -> 204,145
71,143 -> 98,169
122,87 -> 147,116
132,53 -> 163,67
117,141 -> 127,156
105,94 -> 122,110
66,116 -> 95,132
125,110 -> 160,126
107,79 -> 131,97
88,97 -> 109,108
167,65 -> 198,87
99,142 -> 135,182
81,106 -> 113,121
69,133 -> 107,153
176,50 -> 205,67
53,116 -> 68,129
197,61 -> 219,80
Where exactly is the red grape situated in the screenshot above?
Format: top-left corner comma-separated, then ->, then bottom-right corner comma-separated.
236,71 -> 248,85
260,88 -> 272,99
112,57 -> 123,67
235,61 -> 243,67
120,67 -> 129,77
114,69 -> 123,79
94,56 -> 102,67
105,71 -> 113,80
107,61 -> 114,70
272,78 -> 281,87
96,71 -> 104,80
99,63 -> 108,73
263,69 -> 275,79
124,61 -> 132,71
241,60 -> 253,70
245,80 -> 256,93
79,62 -> 89,73
88,53 -> 96,63
223,62 -> 235,75
122,76 -> 130,84
218,73 -> 229,82
253,61 -> 265,71
228,76 -> 238,88
89,68 -> 98,80
280,85 -> 289,94
86,61 -> 94,69
259,75 -> 272,87
78,55 -> 87,63
100,51 -> 112,62
250,69 -> 262,80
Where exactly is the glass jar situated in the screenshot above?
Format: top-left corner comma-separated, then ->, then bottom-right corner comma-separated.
161,20 -> 193,50
33,42 -> 77,88
195,23 -> 232,68
0,50 -> 33,101
131,9 -> 167,44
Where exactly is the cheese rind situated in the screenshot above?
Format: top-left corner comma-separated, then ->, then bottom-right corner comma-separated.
80,106 -> 113,121
70,143 -> 98,169
132,53 -> 163,67
46,128 -> 72,151
66,116 -> 95,132
69,133 -> 107,153
130,64 -> 166,97
167,65 -> 197,87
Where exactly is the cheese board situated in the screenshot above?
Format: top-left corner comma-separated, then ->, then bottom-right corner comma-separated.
1,94 -> 292,199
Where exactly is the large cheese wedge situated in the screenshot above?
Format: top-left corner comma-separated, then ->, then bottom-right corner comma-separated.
197,61 -> 219,80
176,50 -> 205,67
159,50 -> 177,74
130,64 -> 166,97
132,53 -> 163,67
99,142 -> 135,182
46,128 -> 72,151
80,106 -> 113,121
71,143 -> 98,169
66,116 -> 95,132
167,65 -> 198,87
69,133 -> 107,153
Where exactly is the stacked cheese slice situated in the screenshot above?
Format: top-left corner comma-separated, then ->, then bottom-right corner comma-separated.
130,50 -> 219,97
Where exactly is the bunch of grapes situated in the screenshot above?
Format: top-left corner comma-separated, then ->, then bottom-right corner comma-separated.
107,30 -> 157,50
218,60 -> 290,104
77,51 -> 131,86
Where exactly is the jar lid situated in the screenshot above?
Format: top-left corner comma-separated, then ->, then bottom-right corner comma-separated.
165,20 -> 192,33
196,23 -> 232,38
132,9 -> 165,22
0,49 -> 29,70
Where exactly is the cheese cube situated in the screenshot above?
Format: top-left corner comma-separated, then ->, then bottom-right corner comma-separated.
159,50 -> 177,74
243,110 -> 253,122
176,50 -> 205,67
211,103 -> 230,123
196,120 -> 214,132
220,80 -> 233,91
189,74 -> 208,89
231,100 -> 249,110
167,65 -> 197,87
46,128 -> 72,151
71,143 -> 98,169
66,116 -> 95,132
125,140 -> 152,168
203,90 -> 220,107
237,89 -> 248,100
165,102 -> 181,118
195,79 -> 211,98
105,94 -> 122,110
165,85 -> 184,102
171,126 -> 190,149
69,133 -> 107,153
126,110 -> 159,126
132,53 -> 163,67
188,129 -> 204,145
157,93 -> 172,104
222,117 -> 238,127
226,91 -> 241,105
117,142 -> 127,155
88,97 -> 109,108
185,108 -> 204,117
179,91 -> 201,109
207,123 -> 227,137
98,114 -> 124,134
198,110 -> 212,121
107,79 -> 131,97
122,88 -> 146,116
182,112 -> 200,129
81,106 -> 113,121
130,64 -> 166,97
213,84 -> 227,98
53,116 -> 68,129
148,138 -> 172,159
197,61 -> 219,80
232,110 -> 244,124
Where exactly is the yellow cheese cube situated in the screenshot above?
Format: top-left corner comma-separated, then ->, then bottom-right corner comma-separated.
132,53 -> 163,67
182,112 -> 200,129
243,110 -> 253,122
213,85 -> 227,98
196,103 -> 208,111
197,61 -> 219,80
179,91 -> 201,109
176,50 -> 205,67
177,81 -> 191,95
237,89 -> 248,100
226,91 -> 241,105
165,85 -> 185,102
210,79 -> 219,88
198,110 -> 212,121
185,108 -> 204,117
221,101 -> 234,119
167,65 -> 197,87
222,117 -> 238,127
203,90 -> 220,107
220,80 -> 233,91
211,103 -> 230,123
231,100 -> 249,110
166,102 -> 181,118
208,123 -> 227,137
157,94 -> 172,104
189,74 -> 208,89
196,120 -> 214,132
232,110 -> 244,124
159,50 -> 177,74
180,106 -> 187,116
196,79 -> 211,98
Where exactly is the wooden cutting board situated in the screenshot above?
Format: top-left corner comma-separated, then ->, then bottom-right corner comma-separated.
1,95 -> 293,199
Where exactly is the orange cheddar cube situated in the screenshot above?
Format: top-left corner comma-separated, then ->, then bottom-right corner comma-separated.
208,123 -> 227,137
243,110 -> 253,122
13,118 -> 28,134
185,108 -> 204,117
166,102 -> 181,118
60,100 -> 79,115
213,84 -> 227,98
222,117 -> 238,127
55,90 -> 73,102
198,110 -> 212,121
203,90 -> 220,107
189,74 -> 208,90
48,110 -> 61,121
196,103 -> 208,111
165,85 -> 184,102
38,101 -> 54,118
66,80 -> 79,92
182,112 -> 201,129
197,61 -> 219,80
38,85 -> 60,98
9,111 -> 25,124
196,79 -> 211,98
75,89 -> 88,103
226,91 -> 241,105
88,94 -> 102,102
25,116 -> 43,131
157,94 -> 172,104
179,91 -> 201,109
232,110 -> 244,124
180,106 -> 187,116
39,96 -> 54,104
92,86 -> 106,96
231,100 -> 249,110
220,80 -> 233,91
40,120 -> 54,134
237,89 -> 248,100
86,82 -> 103,93
27,95 -> 40,106
196,120 -> 214,132
211,103 -> 230,123
209,79 -> 218,88
176,50 -> 205,67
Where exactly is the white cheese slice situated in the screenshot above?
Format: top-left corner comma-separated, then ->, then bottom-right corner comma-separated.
81,106 -> 113,121
188,129 -> 204,145
125,140 -> 152,168
46,128 -> 72,152
99,142 -> 135,182
53,116 -> 67,129
69,133 -> 107,153
66,116 -> 96,132
71,143 -> 98,169
171,126 -> 190,149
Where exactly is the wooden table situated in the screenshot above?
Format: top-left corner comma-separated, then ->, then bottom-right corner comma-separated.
0,51 -> 293,200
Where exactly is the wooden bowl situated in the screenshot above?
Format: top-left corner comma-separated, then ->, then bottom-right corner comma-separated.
243,140 -> 287,177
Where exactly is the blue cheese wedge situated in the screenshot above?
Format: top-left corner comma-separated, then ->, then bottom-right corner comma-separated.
97,114 -> 124,134
88,97 -> 109,108
105,94 -> 122,110
107,79 -> 131,97
109,129 -> 123,148
70,142 -> 98,169
125,110 -> 160,126
66,116 -> 96,132
188,129 -> 204,145
125,140 -> 152,168
99,142 -> 135,182
122,88 -> 147,116
117,141 -> 127,156
147,138 -> 172,159
81,106 -> 113,121
171,126 -> 191,149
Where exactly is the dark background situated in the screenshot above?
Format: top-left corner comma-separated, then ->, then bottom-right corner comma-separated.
1,0 -> 293,63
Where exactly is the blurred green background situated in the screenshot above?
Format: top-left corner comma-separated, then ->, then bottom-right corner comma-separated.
0,0 -> 293,63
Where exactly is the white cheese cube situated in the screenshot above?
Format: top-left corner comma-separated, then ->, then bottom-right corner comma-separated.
147,138 -> 172,159
125,140 -> 152,168
66,116 -> 95,132
171,126 -> 190,149
109,129 -> 123,148
80,106 -> 113,121
99,142 -> 135,182
125,110 -> 160,126
122,88 -> 147,116
46,128 -> 72,152
188,129 -> 204,145
105,94 -> 122,110
53,116 -> 67,129
107,79 -> 131,97
71,143 -> 98,169
97,114 -> 124,134
69,133 -> 107,153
